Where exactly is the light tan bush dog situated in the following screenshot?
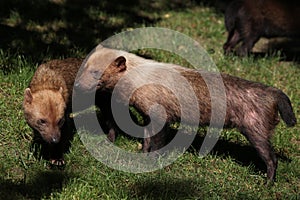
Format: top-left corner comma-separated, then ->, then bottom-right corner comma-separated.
23,58 -> 83,166
75,46 -> 296,181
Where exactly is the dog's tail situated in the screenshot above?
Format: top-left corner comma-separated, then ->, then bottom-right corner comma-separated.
277,91 -> 297,127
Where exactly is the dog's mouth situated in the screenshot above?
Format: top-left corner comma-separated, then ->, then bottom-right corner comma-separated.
96,81 -> 104,89
73,81 -> 96,93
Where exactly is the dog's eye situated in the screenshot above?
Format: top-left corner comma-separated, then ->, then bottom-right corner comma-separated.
91,70 -> 100,79
58,118 -> 65,127
37,119 -> 47,125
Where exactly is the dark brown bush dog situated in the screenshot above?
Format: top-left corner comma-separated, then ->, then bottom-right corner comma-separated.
223,0 -> 300,56
75,46 -> 296,181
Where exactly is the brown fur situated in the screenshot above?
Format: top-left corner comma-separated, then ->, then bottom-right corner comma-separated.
223,0 -> 300,56
75,46 -> 296,181
23,58 -> 82,166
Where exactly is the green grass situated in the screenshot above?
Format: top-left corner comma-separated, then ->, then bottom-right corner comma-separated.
1,1 -> 300,199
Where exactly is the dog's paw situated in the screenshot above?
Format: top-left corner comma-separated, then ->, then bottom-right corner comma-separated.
50,158 -> 65,167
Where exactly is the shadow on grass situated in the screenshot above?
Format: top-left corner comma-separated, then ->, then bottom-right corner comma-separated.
234,38 -> 300,63
131,178 -> 203,200
265,38 -> 300,63
190,134 -> 292,175
0,0 -> 198,67
0,170 -> 75,199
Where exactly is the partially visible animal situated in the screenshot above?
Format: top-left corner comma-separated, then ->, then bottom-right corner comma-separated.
75,46 -> 296,181
223,0 -> 300,56
95,91 -> 118,142
23,58 -> 82,166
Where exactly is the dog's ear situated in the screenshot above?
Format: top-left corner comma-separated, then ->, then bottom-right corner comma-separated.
59,87 -> 63,94
112,56 -> 126,72
24,88 -> 33,104
95,44 -> 104,51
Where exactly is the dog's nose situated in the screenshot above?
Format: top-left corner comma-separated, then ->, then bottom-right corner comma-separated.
74,82 -> 85,93
51,136 -> 60,144
74,82 -> 80,90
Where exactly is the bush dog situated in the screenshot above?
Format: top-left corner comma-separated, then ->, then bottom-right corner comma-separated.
75,46 -> 296,181
223,0 -> 300,56
24,57 -> 121,165
23,58 -> 83,166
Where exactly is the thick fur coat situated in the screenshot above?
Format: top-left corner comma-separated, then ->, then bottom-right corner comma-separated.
75,46 -> 296,181
23,58 -> 82,165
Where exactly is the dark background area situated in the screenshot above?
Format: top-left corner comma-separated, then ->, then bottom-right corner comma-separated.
0,0 -> 231,62
1,0 -> 300,70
